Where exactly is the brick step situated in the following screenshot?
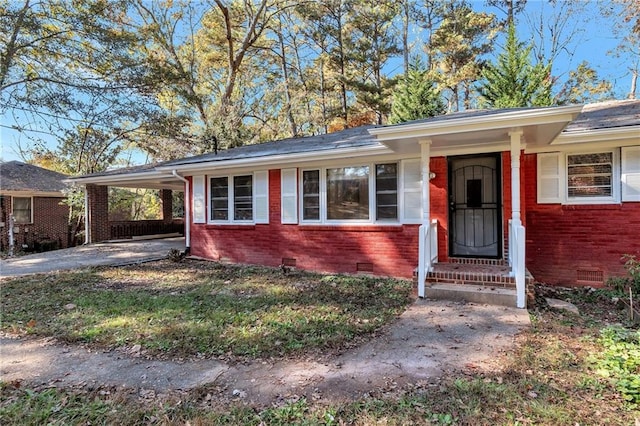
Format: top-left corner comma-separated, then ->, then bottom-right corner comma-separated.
426,262 -> 534,289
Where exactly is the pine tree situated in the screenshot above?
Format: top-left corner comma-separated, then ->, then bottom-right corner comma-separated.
478,24 -> 552,108
389,58 -> 444,124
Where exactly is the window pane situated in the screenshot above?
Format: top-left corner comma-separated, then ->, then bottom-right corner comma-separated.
210,177 -> 229,220
327,166 -> 369,220
12,197 -> 31,223
567,152 -> 613,198
376,163 -> 397,220
234,175 -> 253,220
302,170 -> 320,220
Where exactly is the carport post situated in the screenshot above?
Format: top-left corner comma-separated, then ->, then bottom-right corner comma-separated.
172,170 -> 190,249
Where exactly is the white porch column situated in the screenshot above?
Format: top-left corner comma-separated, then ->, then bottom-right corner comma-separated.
417,139 -> 431,298
420,140 -> 431,223
509,129 -> 523,226
509,129 -> 526,308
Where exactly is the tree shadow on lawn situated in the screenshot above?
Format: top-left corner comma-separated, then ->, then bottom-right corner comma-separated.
2,260 -> 413,362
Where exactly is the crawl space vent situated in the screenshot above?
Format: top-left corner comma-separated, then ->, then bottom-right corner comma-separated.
576,269 -> 604,285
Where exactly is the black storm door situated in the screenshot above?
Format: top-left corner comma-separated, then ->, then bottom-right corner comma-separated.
448,154 -> 502,258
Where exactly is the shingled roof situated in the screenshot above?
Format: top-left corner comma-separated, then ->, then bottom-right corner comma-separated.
0,161 -> 69,194
563,99 -> 640,132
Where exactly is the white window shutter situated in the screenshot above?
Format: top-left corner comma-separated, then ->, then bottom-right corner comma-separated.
622,146 -> 640,202
401,159 -> 422,223
281,168 -> 298,224
254,171 -> 269,224
192,175 -> 206,223
537,153 -> 563,204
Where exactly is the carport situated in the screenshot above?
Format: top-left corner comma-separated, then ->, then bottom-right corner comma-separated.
69,165 -> 188,247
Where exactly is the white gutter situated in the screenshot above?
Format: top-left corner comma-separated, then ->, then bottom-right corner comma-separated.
67,171 -> 179,186
157,144 -> 392,174
172,170 -> 190,249
552,125 -> 640,145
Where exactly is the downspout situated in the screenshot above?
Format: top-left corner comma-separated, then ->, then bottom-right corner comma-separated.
172,170 -> 190,251
84,187 -> 90,245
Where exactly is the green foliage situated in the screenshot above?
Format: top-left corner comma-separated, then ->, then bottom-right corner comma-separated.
556,61 -> 615,104
593,326 -> 640,406
607,254 -> 640,295
478,24 -> 553,108
429,1 -> 498,111
389,57 -> 445,124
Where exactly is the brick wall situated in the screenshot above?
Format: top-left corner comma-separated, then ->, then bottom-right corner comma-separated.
0,195 -> 70,251
524,153 -> 640,286
87,184 -> 110,243
430,157 -> 449,263
191,169 -> 422,278
161,189 -> 173,224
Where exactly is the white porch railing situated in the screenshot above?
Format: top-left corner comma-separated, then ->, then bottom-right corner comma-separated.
508,219 -> 526,308
418,219 -> 438,298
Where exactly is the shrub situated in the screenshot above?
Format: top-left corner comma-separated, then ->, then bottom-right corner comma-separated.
607,254 -> 640,295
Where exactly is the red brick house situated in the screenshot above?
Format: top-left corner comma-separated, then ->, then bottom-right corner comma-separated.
72,100 -> 640,308
0,161 -> 70,252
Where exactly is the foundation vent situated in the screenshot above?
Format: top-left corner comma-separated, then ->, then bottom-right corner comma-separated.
281,257 -> 297,267
356,262 -> 374,273
576,269 -> 604,285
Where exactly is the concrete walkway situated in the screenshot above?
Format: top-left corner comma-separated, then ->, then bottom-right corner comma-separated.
0,237 -> 185,278
0,300 -> 530,405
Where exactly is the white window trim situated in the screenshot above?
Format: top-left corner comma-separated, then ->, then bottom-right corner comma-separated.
537,149 -> 621,205
565,149 -> 620,205
299,162 -> 402,225
11,196 -> 33,224
207,173 -> 255,224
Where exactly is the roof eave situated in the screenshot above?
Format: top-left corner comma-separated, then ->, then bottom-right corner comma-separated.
368,105 -> 584,140
551,125 -> 640,145
66,170 -> 179,186
157,144 -> 392,173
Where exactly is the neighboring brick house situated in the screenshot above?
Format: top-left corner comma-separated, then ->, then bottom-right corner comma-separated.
72,100 -> 640,308
0,161 -> 70,252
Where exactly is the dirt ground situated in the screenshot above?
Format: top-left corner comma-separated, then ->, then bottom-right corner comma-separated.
0,299 -> 529,406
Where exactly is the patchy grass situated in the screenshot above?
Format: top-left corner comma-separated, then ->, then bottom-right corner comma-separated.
1,260 -> 412,361
2,286 -> 639,425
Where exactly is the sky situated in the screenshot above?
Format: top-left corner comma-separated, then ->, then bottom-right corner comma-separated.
0,0 -> 635,164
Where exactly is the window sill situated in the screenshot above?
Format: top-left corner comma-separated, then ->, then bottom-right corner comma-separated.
561,204 -> 622,211
205,224 -> 256,230
298,224 -> 405,232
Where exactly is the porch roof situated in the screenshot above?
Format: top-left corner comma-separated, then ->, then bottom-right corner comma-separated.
369,105 -> 584,155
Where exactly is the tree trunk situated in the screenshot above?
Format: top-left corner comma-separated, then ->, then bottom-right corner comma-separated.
629,68 -> 638,100
277,17 -> 298,137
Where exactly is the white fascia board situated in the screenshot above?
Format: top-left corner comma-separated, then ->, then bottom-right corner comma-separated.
66,171 -> 179,186
527,126 -> 640,153
369,106 -> 584,140
551,126 -> 640,145
156,144 -> 393,174
0,190 -> 65,197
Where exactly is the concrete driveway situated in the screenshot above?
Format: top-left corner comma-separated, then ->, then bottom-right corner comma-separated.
0,237 -> 185,278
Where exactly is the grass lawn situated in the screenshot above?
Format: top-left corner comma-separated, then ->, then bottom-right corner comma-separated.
1,259 -> 413,360
2,262 -> 639,425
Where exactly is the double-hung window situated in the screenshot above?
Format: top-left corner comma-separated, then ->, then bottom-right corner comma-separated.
209,175 -> 253,222
567,152 -> 613,200
537,150 -> 620,204
12,197 -> 32,224
301,163 -> 398,223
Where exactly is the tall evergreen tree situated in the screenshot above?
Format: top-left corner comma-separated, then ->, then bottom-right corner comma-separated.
478,24 -> 552,108
389,58 -> 444,124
